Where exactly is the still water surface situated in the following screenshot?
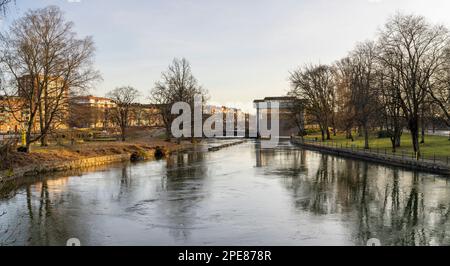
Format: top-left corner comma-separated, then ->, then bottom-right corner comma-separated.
1,140 -> 450,246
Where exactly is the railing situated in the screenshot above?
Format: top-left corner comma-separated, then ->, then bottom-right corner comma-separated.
293,137 -> 449,167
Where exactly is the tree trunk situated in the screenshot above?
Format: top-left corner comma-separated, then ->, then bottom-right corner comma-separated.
364,125 -> 370,150
165,125 -> 172,141
358,126 -> 363,137
409,118 -> 421,159
395,134 -> 401,148
40,135 -> 48,147
421,125 -> 425,144
346,130 -> 351,140
121,127 -> 126,142
420,107 -> 426,144
321,129 -> 325,142
390,138 -> 396,153
25,131 -> 32,153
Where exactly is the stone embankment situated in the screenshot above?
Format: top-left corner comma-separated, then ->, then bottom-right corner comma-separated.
0,154 -> 130,183
291,137 -> 450,176
0,144 -> 184,183
0,139 -> 248,184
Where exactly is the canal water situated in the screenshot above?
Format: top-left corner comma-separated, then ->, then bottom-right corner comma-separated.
1,140 -> 450,246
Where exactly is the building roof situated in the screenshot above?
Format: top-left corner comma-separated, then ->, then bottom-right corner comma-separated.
265,96 -> 297,101
253,96 -> 298,103
72,95 -> 113,102
130,103 -> 164,109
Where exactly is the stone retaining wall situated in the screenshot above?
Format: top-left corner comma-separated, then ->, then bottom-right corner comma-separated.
0,154 -> 131,184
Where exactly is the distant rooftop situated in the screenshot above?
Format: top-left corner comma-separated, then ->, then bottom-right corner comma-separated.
72,95 -> 113,102
253,96 -> 298,103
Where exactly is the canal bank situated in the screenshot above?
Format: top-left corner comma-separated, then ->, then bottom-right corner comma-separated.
291,136 -> 450,176
0,139 -> 248,184
0,143 -> 187,184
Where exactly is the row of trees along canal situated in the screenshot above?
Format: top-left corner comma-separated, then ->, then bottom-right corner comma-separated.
288,13 -> 450,159
0,5 -> 207,154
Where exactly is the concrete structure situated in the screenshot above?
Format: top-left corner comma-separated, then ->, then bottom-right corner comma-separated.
253,96 -> 305,138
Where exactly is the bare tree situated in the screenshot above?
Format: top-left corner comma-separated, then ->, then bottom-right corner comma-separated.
378,61 -> 405,152
107,86 -> 140,141
378,13 -> 450,158
347,41 -> 380,149
0,0 -> 13,15
334,57 -> 356,141
150,58 -> 207,140
289,64 -> 335,141
0,6 -> 100,151
428,47 -> 450,127
285,97 -> 306,138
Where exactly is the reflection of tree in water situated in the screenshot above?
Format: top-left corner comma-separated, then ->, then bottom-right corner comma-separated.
280,154 -> 339,215
118,166 -> 132,200
158,151 -> 208,241
435,201 -> 450,244
276,150 -> 450,246
26,180 -> 54,245
0,176 -> 88,246
25,178 -> 89,246
1,180 -> 56,245
0,183 -> 16,245
343,166 -> 450,246
296,154 -> 335,214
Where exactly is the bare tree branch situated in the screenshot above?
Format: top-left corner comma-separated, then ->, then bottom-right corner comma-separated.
107,86 -> 140,141
0,6 -> 101,151
150,58 -> 208,140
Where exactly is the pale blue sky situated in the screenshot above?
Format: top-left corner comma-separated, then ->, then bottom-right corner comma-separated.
2,0 -> 450,111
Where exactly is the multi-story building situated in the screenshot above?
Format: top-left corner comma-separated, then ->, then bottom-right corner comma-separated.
69,95 -> 116,129
203,105 -> 249,137
69,96 -> 164,129
253,96 -> 305,138
17,75 -> 70,131
0,96 -> 25,134
129,103 -> 164,128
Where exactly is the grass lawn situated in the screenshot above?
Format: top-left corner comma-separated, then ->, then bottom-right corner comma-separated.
303,131 -> 450,163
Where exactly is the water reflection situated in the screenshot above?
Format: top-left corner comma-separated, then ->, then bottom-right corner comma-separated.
1,141 -> 450,246
261,147 -> 450,246
158,151 -> 208,241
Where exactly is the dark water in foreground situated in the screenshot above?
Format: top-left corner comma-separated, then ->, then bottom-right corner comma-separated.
1,140 -> 450,246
